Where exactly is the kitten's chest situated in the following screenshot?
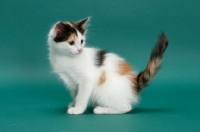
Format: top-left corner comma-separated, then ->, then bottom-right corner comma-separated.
50,54 -> 87,81
51,55 -> 77,73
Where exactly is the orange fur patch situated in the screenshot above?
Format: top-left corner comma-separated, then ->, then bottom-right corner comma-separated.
118,61 -> 132,75
67,33 -> 77,42
98,71 -> 106,86
130,73 -> 137,84
63,22 -> 71,25
62,22 -> 78,42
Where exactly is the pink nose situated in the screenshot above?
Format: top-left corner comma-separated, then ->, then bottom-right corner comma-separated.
78,49 -> 82,53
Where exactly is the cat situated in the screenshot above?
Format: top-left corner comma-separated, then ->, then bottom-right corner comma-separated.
47,17 -> 168,115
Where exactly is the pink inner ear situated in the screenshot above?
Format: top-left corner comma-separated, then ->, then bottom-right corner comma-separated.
55,27 -> 62,34
55,23 -> 64,34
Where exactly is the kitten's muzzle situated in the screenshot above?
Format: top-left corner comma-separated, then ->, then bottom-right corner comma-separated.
78,49 -> 82,53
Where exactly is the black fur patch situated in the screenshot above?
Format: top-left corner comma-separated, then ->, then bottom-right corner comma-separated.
69,22 -> 86,35
95,50 -> 107,67
71,18 -> 89,34
54,22 -> 77,43
136,70 -> 151,93
150,32 -> 168,60
75,25 -> 85,34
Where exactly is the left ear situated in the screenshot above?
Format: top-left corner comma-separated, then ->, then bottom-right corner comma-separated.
75,17 -> 90,33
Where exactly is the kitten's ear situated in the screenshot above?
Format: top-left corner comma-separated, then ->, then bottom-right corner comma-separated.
75,17 -> 90,32
55,22 -> 65,34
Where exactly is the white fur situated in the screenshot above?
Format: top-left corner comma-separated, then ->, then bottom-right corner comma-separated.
48,22 -> 139,114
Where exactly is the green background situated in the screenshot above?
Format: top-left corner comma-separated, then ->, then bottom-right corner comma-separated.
1,0 -> 200,131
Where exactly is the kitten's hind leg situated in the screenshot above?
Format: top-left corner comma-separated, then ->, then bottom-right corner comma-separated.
93,104 -> 132,114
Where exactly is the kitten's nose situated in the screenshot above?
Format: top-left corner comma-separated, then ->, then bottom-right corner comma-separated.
78,48 -> 82,53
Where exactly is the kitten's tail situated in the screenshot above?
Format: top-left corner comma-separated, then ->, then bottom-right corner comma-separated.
136,32 -> 168,92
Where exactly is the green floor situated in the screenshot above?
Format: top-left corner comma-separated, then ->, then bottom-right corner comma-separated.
1,0 -> 200,131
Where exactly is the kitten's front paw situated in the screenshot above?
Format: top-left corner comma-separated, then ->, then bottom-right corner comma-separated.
67,107 -> 84,115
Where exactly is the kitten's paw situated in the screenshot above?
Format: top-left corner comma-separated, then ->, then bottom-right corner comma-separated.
93,107 -> 106,114
67,107 -> 84,115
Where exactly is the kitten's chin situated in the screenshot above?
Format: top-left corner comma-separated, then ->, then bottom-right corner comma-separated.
71,51 -> 83,56
61,50 -> 82,57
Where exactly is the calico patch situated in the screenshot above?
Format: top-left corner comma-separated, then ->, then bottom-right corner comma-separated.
98,71 -> 106,86
53,22 -> 77,43
69,22 -> 86,35
69,17 -> 89,34
118,61 -> 132,75
67,33 -> 77,43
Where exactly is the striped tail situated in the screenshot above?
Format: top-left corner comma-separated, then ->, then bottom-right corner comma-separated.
136,32 -> 168,92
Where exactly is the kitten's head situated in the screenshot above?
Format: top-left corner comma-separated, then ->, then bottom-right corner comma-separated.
48,17 -> 89,56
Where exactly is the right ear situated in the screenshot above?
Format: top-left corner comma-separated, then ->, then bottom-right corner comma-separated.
75,17 -> 90,34
55,22 -> 65,34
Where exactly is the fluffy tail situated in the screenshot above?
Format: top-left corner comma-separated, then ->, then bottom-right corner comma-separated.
136,32 -> 168,92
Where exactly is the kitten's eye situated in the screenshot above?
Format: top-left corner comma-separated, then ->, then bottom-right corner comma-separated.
69,41 -> 75,45
81,39 -> 84,44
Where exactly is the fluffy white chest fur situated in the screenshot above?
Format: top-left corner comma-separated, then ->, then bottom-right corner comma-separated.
50,48 -> 97,88
48,17 -> 168,114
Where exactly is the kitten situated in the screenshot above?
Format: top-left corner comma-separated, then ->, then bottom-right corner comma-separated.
47,17 -> 168,115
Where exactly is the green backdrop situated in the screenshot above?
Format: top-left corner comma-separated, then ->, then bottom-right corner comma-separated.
1,0 -> 200,131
